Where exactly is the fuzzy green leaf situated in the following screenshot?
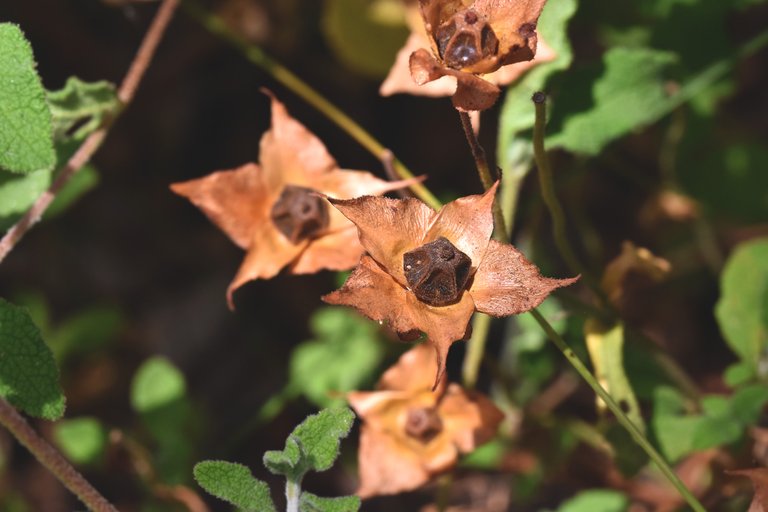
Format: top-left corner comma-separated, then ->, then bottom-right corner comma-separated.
47,77 -> 118,142
264,407 -> 355,480
0,24 -> 55,174
652,386 -> 700,463
715,238 -> 768,379
0,298 -> 64,419
263,437 -> 302,478
53,417 -> 107,465
290,307 -> 384,407
291,407 -> 354,473
546,47 -> 677,155
556,489 -> 628,512
194,461 -> 276,512
299,492 -> 360,512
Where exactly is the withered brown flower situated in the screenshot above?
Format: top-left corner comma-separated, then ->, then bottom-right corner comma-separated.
405,0 -> 548,110
348,343 -> 504,498
380,2 -> 555,102
323,182 -> 578,384
171,95 -> 413,308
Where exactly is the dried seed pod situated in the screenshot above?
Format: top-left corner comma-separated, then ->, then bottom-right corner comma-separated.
403,236 -> 472,306
270,185 -> 329,244
436,9 -> 499,70
405,407 -> 444,443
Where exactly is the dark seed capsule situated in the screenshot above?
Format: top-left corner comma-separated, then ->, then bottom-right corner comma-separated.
405,407 -> 443,443
270,185 -> 329,244
403,236 -> 472,307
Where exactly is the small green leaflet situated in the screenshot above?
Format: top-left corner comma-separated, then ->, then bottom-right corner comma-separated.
194,461 -> 276,512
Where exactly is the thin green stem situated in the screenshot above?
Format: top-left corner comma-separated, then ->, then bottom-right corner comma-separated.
286,478 -> 301,512
531,93 -> 608,308
457,111 -> 509,242
184,1 -> 441,211
528,308 -> 706,512
0,399 -> 118,512
462,313 -> 492,389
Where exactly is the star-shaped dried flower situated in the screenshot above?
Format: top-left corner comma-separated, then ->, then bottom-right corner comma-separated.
348,343 -> 503,498
171,95 -> 413,308
323,181 -> 578,385
380,2 -> 555,104
401,0 -> 548,110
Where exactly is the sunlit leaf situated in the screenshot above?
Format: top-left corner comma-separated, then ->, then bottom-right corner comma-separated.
715,237 -> 768,380
194,460 -> 276,512
556,489 -> 628,512
53,417 -> 107,465
0,24 -> 54,174
299,492 -> 360,512
0,298 -> 64,419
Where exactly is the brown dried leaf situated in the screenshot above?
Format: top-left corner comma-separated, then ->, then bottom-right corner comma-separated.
171,95 -> 412,307
348,345 -> 504,498
471,239 -> 579,316
327,184 -> 576,386
729,468 -> 768,512
601,241 -> 671,307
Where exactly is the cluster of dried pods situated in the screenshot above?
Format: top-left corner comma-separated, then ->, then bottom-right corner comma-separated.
172,0 -> 575,498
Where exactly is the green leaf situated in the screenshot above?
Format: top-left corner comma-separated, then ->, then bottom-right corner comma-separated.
264,407 -> 355,480
556,489 -> 628,512
584,320 -> 645,434
0,24 -> 55,174
0,168 -> 50,230
322,0 -> 409,78
652,386 -> 699,462
299,492 -> 360,512
131,357 -> 186,413
0,298 -> 64,419
291,407 -> 354,473
263,437 -> 302,477
45,163 -> 99,220
46,77 -> 118,142
194,460 -> 276,512
546,47 -> 677,155
53,417 -> 107,465
497,0 -> 577,176
715,237 -> 768,378
289,307 -> 384,407
730,384 -> 768,425
131,357 -> 194,484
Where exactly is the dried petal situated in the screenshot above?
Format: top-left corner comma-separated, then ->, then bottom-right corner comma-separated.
472,0 -> 547,67
258,94 -> 337,189
728,468 -> 768,512
451,71 -> 501,111
438,384 -> 504,453
424,181 -> 497,266
377,342 -> 446,394
170,163 -> 269,250
227,225 -> 307,308
470,239 -> 579,316
329,196 -> 436,286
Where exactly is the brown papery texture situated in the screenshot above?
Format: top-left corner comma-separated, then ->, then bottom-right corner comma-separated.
324,181 -> 577,385
348,344 -> 503,498
171,94 -> 414,308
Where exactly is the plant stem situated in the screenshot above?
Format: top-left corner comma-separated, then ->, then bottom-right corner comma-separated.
457,111 -> 509,242
285,478 -> 301,512
0,399 -> 118,512
531,93 -> 609,307
184,2 -> 441,211
462,313 -> 492,389
0,0 -> 180,264
528,308 -> 706,512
